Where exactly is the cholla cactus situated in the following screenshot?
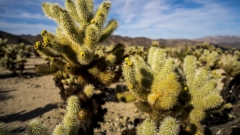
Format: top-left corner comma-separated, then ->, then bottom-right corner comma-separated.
0,42 -> 28,76
0,38 -> 8,57
34,0 -> 123,134
121,47 -> 223,135
0,122 -> 8,135
26,96 -> 80,135
27,119 -> 49,135
218,54 -> 240,101
137,117 -> 180,135
198,49 -> 220,69
183,56 -> 223,134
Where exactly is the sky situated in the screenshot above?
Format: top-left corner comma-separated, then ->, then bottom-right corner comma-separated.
0,0 -> 240,39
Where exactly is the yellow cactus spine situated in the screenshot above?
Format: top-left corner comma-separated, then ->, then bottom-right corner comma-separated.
84,24 -> 101,50
83,84 -> 95,98
52,124 -> 68,135
137,118 -> 157,135
158,117 -> 180,135
99,19 -> 118,42
27,119 -> 49,135
0,122 -> 8,135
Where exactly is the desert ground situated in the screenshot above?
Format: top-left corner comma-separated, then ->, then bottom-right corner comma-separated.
1,55 -> 240,135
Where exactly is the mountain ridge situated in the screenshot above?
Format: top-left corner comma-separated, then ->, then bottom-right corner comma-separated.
1,30 -> 239,48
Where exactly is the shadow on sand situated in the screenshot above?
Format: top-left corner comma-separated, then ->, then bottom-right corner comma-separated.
0,88 -> 16,101
0,103 -> 58,123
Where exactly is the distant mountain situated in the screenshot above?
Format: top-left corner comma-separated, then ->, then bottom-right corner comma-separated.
19,33 -> 202,47
0,30 -> 31,45
1,30 -> 240,48
20,34 -> 43,45
98,36 -> 202,47
194,36 -> 240,48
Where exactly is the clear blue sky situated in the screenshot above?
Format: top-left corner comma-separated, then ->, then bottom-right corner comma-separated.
0,0 -> 240,39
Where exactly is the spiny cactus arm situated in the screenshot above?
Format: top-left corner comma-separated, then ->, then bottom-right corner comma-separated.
122,56 -> 150,101
158,117 -> 180,135
147,47 -> 157,66
34,41 -> 61,58
42,3 -> 61,22
136,118 -> 157,135
193,80 -> 217,99
0,122 -> 9,135
92,1 -> 111,30
192,90 -> 223,111
189,68 -> 209,93
27,119 -> 49,135
56,27 -> 72,45
148,47 -> 166,73
122,56 -> 137,85
149,73 -> 181,110
62,96 -> 81,134
83,24 -> 101,50
99,19 -> 118,42
65,0 -> 81,23
183,55 -> 196,87
83,84 -> 95,98
154,58 -> 175,81
41,30 -> 65,53
104,53 -> 116,66
60,9 -> 84,45
131,55 -> 153,89
188,108 -> 205,135
42,3 -> 55,20
52,124 -> 68,135
43,3 -> 84,46
76,0 -> 93,25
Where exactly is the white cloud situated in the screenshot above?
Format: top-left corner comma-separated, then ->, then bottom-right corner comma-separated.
109,0 -> 240,38
0,12 -> 46,20
0,21 -> 56,35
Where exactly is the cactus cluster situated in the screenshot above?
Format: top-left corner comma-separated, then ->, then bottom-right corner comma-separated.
121,47 -> 223,135
0,39 -> 31,76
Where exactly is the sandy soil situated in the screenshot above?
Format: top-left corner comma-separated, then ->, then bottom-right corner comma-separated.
0,56 -> 145,135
